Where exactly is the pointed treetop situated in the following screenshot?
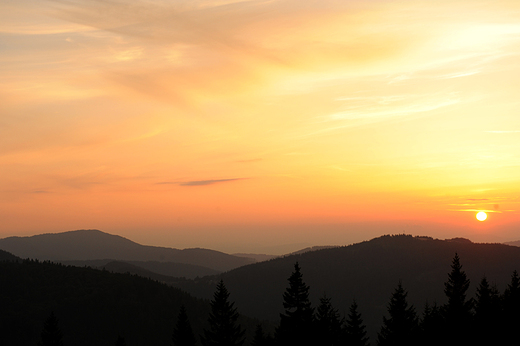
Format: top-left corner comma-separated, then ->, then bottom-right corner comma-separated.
172,305 -> 197,346
38,311 -> 64,346
345,300 -> 370,346
201,280 -> 245,346
444,253 -> 471,312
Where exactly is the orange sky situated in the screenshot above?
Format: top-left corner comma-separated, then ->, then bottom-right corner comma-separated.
1,0 -> 520,253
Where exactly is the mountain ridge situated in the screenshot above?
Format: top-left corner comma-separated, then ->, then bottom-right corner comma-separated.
169,234 -> 520,340
0,229 -> 253,272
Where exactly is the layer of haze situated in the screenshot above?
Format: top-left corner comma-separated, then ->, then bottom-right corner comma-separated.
1,0 -> 520,254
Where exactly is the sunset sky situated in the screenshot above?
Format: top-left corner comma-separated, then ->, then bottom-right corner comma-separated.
1,0 -> 520,254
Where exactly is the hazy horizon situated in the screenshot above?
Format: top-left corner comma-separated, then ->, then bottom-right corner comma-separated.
3,226 -> 519,256
2,0 -> 520,252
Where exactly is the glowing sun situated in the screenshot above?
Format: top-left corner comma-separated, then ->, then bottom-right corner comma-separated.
476,211 -> 488,222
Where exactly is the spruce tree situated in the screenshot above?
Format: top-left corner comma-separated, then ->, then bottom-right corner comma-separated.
315,295 -> 342,346
344,300 -> 369,346
251,325 -> 274,346
473,277 -> 501,345
275,262 -> 315,346
419,302 -> 442,346
201,280 -> 245,346
502,270 -> 520,345
441,253 -> 473,345
377,282 -> 418,346
172,305 -> 197,346
38,312 -> 64,346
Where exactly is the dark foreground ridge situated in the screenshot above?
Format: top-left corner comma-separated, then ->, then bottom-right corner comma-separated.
0,259 -> 265,346
170,234 -> 520,340
3,234 -> 520,345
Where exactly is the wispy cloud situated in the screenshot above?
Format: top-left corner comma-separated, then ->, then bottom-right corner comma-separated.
450,209 -> 502,213
303,92 -> 460,136
180,179 -> 243,186
437,71 -> 480,79
157,178 -> 245,186
485,131 -> 520,133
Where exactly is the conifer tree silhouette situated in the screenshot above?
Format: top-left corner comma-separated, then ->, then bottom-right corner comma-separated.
442,253 -> 472,345
502,270 -> 520,345
474,277 -> 501,345
315,295 -> 342,346
275,262 -> 315,346
377,282 -> 418,346
38,312 -> 64,346
251,325 -> 274,346
419,302 -> 442,346
172,305 -> 197,346
344,300 -> 369,346
201,280 -> 244,346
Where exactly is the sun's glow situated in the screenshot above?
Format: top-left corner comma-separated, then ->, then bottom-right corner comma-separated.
476,212 -> 488,222
0,0 -> 520,250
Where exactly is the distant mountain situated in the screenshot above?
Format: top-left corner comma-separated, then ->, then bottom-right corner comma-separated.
232,253 -> 278,262
504,240 -> 520,247
288,245 -> 338,255
0,259 -> 266,346
59,259 -> 219,279
232,246 -> 339,262
0,230 -> 253,272
96,260 -> 202,286
170,234 -> 520,340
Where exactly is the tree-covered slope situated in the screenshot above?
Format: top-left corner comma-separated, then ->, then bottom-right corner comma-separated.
170,235 -> 520,339
59,259 -> 220,279
0,248 -> 19,261
0,260 -> 262,346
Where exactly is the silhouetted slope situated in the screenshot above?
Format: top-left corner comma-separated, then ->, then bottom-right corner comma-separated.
59,259 -> 220,279
231,246 -> 338,263
288,245 -> 338,255
92,261 -> 215,286
0,230 -> 253,272
0,260 -> 266,346
0,248 -> 19,261
171,235 -> 520,340
232,253 -> 278,262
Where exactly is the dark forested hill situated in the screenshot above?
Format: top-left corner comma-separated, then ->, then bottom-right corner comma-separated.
169,234 -> 520,340
0,230 -> 253,272
59,259 -> 220,279
0,259 -> 265,346
0,248 -> 19,261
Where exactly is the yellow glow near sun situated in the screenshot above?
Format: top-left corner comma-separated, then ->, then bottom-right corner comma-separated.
476,211 -> 488,222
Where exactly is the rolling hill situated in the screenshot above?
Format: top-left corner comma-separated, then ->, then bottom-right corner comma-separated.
504,240 -> 520,247
58,259 -> 220,279
0,230 -> 253,272
0,248 -> 19,261
0,259 -> 268,346
169,234 -> 520,340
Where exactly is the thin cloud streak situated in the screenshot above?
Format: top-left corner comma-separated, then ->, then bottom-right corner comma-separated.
180,179 -> 244,186
486,131 -> 520,133
157,178 -> 245,186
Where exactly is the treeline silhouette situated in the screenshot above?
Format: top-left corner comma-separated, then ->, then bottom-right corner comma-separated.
0,258 -> 265,346
172,256 -> 519,346
169,233 -> 520,337
31,254 -> 520,346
